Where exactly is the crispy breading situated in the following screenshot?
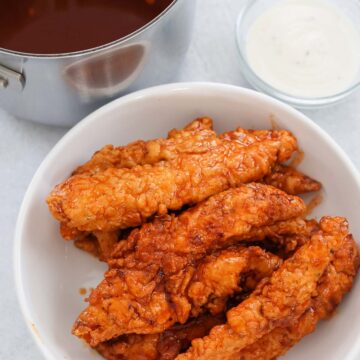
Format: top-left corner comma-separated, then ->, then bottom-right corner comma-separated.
74,234 -> 100,258
220,128 -> 297,162
262,164 -> 321,195
73,232 -> 120,261
74,211 -> 316,263
61,219 -> 123,260
236,226 -> 359,359
72,184 -> 305,346
60,222 -> 84,241
68,166 -> 317,254
66,118 -> 216,251
73,123 -> 311,205
73,120 -> 296,178
73,216 -> 316,262
45,117 -> 357,360
94,231 -> 120,261
187,247 -> 282,317
47,131 -> 297,232
168,117 -> 214,137
73,118 -> 216,176
243,217 -> 320,256
59,125 -> 308,257
177,217 -> 350,360
96,314 -> 224,360
222,130 -> 320,195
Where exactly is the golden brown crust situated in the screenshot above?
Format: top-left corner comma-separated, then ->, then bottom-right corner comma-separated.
96,314 -> 224,360
220,128 -> 296,163
187,247 -> 282,317
64,118 -> 217,250
74,234 -> 100,259
72,184 -> 305,346
177,217 -> 353,360
242,218 -> 320,256
168,117 -> 214,137
47,131 -> 297,232
73,118 -> 216,176
73,232 -> 120,261
44,118 -> 358,360
60,222 -> 84,241
73,120 -> 297,178
236,233 -> 360,360
262,164 -> 321,195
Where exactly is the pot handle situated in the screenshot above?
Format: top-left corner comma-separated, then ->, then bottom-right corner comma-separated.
0,64 -> 25,91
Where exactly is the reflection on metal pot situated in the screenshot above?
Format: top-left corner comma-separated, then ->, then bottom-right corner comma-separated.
64,42 -> 149,100
0,0 -> 195,126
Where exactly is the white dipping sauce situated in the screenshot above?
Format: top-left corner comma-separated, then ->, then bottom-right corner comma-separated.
246,0 -> 360,97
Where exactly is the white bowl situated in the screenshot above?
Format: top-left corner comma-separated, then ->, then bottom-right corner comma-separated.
236,0 -> 360,108
15,83 -> 360,360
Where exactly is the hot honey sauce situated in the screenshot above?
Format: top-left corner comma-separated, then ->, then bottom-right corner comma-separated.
0,0 -> 172,54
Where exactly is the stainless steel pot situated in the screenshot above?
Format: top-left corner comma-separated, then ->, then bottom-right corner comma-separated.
0,0 -> 195,126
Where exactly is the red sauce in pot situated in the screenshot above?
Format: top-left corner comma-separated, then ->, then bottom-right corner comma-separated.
0,0 -> 173,54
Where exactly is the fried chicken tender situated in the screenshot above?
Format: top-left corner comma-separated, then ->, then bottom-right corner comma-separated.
221,129 -> 320,195
220,128 -> 297,161
59,221 -> 83,240
59,122 -> 309,259
237,233 -> 359,360
59,118 -> 216,248
47,131 -> 297,232
187,247 -> 282,317
71,231 -> 120,261
73,120 -> 296,178
95,246 -> 282,360
60,220 -> 121,260
71,209 -> 315,262
262,164 -> 321,195
65,200 -> 315,263
177,217 -> 351,360
73,118 -> 216,176
72,184 -> 305,346
96,314 -> 224,360
93,231 -> 120,261
243,217 -> 320,256
74,124 -> 308,198
73,234 -> 99,258
71,207 -> 315,262
60,222 -> 116,260
168,117 -> 214,136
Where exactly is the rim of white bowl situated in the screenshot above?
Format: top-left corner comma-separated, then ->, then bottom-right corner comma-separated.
14,82 -> 360,360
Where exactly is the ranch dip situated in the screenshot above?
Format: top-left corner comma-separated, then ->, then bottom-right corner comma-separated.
245,0 -> 360,97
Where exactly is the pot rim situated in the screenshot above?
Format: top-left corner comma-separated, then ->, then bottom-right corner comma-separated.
0,0 -> 179,60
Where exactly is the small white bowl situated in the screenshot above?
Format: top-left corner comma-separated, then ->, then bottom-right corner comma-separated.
14,83 -> 360,360
236,0 -> 360,108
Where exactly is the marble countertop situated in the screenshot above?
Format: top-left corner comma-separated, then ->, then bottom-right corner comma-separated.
1,0 -> 359,358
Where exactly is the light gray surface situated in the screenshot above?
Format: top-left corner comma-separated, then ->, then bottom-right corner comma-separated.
0,0 -> 359,359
